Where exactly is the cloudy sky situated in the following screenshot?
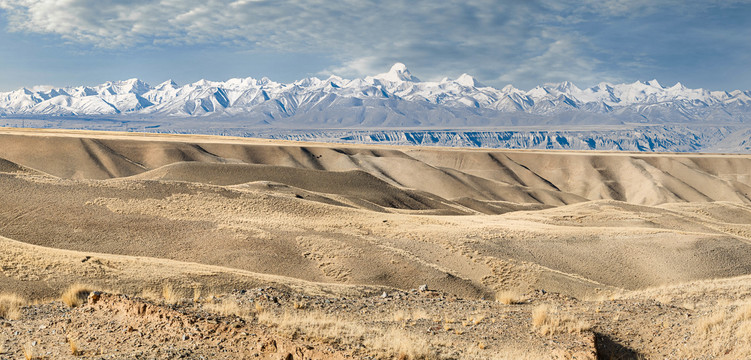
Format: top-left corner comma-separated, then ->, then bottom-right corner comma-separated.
0,0 -> 749,91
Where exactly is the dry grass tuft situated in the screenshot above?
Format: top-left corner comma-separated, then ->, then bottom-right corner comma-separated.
394,309 -> 430,323
162,284 -> 184,305
736,302 -> 751,321
138,288 -> 161,302
366,327 -> 434,360
698,311 -> 726,335
254,302 -> 265,314
736,320 -> 751,340
471,314 -> 486,325
204,298 -> 249,317
68,337 -> 82,356
162,284 -> 176,304
532,305 -> 549,327
394,310 -> 407,322
61,284 -> 94,308
495,290 -> 523,305
293,301 -> 306,310
531,304 -> 591,336
0,293 -> 27,320
258,310 -> 436,359
192,287 -> 202,303
23,342 -> 35,360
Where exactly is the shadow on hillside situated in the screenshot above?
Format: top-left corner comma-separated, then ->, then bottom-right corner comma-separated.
595,333 -> 641,360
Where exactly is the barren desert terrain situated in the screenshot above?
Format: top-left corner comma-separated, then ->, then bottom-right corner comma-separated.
1,128 -> 751,359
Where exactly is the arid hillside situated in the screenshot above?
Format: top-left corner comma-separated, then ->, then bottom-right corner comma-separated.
1,128 -> 751,359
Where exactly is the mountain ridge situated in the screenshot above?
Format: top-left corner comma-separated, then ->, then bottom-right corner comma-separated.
2,64 -> 751,153
1,63 -> 749,125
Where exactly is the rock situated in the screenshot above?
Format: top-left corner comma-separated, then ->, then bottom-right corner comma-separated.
182,334 -> 190,341
419,284 -> 428,292
381,292 -> 388,298
88,291 -> 102,304
260,339 -> 277,353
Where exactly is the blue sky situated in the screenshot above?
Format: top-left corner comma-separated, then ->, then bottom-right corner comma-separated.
0,0 -> 749,91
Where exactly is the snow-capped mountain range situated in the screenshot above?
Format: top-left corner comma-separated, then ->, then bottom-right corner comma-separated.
2,63 -> 751,152
2,63 -> 749,126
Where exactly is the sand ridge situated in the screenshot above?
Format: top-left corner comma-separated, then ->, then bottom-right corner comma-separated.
0,128 -> 750,206
0,129 -> 750,300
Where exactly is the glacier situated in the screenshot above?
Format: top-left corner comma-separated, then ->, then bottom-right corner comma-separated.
1,63 -> 750,152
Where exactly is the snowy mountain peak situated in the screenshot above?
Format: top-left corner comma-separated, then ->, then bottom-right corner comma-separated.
455,73 -> 483,87
95,78 -> 151,96
549,81 -> 580,93
164,79 -> 178,86
373,63 -> 420,82
647,79 -> 662,88
117,78 -> 150,89
390,62 -> 408,72
191,79 -> 216,87
501,84 -> 517,92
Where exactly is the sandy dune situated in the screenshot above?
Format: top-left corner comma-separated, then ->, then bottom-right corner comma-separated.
2,128 -> 751,358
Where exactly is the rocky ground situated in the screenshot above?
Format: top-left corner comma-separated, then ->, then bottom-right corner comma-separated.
1,282 -> 729,359
0,285 -> 601,360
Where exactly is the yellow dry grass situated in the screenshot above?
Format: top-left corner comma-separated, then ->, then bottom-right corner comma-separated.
68,337 -> 82,356
736,302 -> 751,321
495,290 -> 523,305
292,301 -> 306,310
61,284 -> 93,308
162,284 -> 183,305
698,310 -> 726,335
736,320 -> 751,341
0,292 -> 26,320
254,302 -> 265,314
192,287 -> 202,303
258,309 -> 437,359
532,305 -> 549,327
203,298 -> 249,317
678,302 -> 751,358
470,313 -> 486,326
531,304 -> 590,336
23,342 -> 34,360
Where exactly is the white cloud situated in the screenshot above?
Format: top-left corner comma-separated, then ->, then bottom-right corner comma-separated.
1,0 -> 747,88
0,1 -> 550,82
496,32 -> 618,87
320,57 -> 384,79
